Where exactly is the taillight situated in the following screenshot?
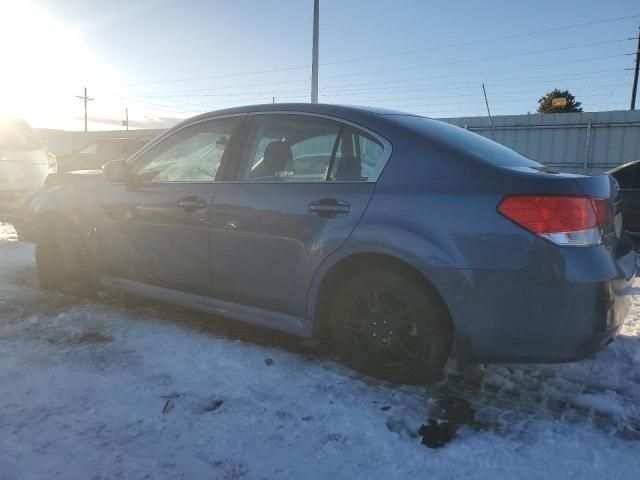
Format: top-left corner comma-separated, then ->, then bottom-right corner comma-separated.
497,195 -> 609,247
47,152 -> 57,173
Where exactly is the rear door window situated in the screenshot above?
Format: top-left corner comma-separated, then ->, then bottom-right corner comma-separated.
239,115 -> 340,182
237,114 -> 387,182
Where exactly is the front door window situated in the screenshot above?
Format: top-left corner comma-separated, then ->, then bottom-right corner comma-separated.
132,118 -> 238,183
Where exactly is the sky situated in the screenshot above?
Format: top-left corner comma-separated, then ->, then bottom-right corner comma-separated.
0,0 -> 638,131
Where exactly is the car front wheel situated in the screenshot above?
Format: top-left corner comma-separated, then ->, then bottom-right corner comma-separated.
36,222 -> 96,298
330,269 -> 452,385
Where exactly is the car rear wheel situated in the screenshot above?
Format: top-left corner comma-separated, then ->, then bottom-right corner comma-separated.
36,223 -> 96,298
330,269 -> 452,384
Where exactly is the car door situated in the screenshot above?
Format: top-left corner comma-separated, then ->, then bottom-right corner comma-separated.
210,113 -> 390,317
98,115 -> 241,295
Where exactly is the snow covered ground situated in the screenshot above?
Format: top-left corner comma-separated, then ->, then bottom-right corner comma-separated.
0,223 -> 639,480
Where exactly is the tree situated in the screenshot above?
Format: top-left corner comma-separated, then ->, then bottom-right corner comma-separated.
537,89 -> 583,113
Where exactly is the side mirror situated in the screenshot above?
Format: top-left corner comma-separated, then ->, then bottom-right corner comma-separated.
102,159 -> 128,183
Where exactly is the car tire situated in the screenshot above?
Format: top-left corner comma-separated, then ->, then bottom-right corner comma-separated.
330,269 -> 452,385
35,222 -> 96,298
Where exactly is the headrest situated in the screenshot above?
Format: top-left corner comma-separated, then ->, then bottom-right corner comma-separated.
263,141 -> 293,173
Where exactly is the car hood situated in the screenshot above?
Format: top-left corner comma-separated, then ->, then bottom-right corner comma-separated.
44,169 -> 103,186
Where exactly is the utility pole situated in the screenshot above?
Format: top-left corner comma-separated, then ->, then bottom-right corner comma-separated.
482,83 -> 495,133
124,108 -> 129,131
631,27 -> 640,110
75,87 -> 94,132
311,0 -> 319,104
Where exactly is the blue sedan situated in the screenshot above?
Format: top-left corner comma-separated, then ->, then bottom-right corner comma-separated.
23,103 -> 636,384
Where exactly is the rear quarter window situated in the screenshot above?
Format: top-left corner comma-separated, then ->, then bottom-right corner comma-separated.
391,115 -> 542,168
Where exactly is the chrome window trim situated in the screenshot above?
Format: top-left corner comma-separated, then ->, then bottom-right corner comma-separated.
244,110 -> 393,184
124,110 -> 393,185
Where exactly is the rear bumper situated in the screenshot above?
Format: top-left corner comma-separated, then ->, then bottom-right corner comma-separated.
428,240 -> 636,364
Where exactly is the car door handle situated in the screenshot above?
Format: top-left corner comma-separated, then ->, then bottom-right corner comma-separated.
177,196 -> 207,212
309,199 -> 350,218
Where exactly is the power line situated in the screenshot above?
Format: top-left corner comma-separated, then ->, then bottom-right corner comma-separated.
324,66 -> 629,91
114,13 -> 640,87
131,71 -> 631,100
137,82 -> 629,109
109,34 -> 636,115
130,70 -> 627,102
118,51 -> 632,99
596,70 -> 632,108
114,77 -> 311,96
116,73 -> 633,114
319,13 -> 640,66
328,85 -> 630,105
125,56 -> 631,104
320,73 -> 633,96
119,91 -> 636,119
121,85 -> 630,117
117,64 -> 310,87
360,91 -> 629,108
321,39 -> 633,81
320,53 -> 633,90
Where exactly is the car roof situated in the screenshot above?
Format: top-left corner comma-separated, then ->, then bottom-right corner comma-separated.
182,103 -> 422,126
165,104 -> 427,144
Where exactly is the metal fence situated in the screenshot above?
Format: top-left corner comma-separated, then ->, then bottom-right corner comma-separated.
35,128 -> 164,157
439,110 -> 640,174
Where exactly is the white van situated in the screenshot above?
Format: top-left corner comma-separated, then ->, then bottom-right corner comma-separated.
0,119 -> 56,225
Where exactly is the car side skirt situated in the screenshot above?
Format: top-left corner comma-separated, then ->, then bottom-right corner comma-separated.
101,276 -> 313,337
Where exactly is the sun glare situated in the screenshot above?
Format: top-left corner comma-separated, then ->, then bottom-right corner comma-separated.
0,1 -> 116,128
